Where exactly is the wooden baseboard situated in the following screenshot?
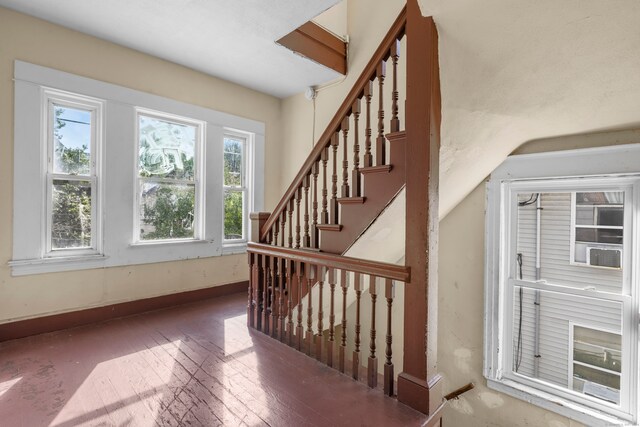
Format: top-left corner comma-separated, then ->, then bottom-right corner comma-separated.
0,281 -> 248,343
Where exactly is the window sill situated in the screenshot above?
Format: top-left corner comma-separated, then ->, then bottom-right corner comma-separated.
486,378 -> 632,426
129,239 -> 213,248
222,242 -> 247,255
9,254 -> 108,276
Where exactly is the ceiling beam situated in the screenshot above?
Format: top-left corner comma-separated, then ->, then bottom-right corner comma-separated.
277,22 -> 347,75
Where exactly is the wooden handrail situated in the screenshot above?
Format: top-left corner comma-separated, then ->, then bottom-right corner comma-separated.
260,5 -> 408,241
248,242 -> 410,283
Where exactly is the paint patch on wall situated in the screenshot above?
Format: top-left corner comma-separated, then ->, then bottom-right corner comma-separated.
453,347 -> 473,374
478,391 -> 504,409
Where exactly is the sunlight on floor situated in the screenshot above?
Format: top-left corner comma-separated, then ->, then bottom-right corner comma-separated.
0,377 -> 21,398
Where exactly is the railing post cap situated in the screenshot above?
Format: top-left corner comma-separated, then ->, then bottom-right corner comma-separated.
250,212 -> 271,220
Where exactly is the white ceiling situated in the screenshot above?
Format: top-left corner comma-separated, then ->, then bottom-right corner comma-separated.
0,0 -> 342,98
419,0 -> 640,217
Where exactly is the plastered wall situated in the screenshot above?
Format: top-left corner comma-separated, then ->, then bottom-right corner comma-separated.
0,7 -> 283,323
438,129 -> 640,427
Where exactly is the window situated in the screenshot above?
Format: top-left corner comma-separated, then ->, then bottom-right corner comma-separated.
136,111 -> 204,242
571,191 -> 624,268
571,325 -> 622,405
45,91 -> 103,256
223,134 -> 248,242
485,146 -> 640,426
12,61 -> 265,275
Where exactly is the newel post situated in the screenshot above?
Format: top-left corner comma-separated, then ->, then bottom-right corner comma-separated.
397,0 -> 443,416
250,212 -> 271,244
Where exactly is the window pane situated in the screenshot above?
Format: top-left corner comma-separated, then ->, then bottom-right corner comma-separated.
224,191 -> 244,240
224,137 -> 243,187
515,192 -> 623,293
53,105 -> 91,175
574,326 -> 621,373
512,285 -> 623,405
575,228 -> 623,245
139,115 -> 196,180
139,182 -> 195,240
51,179 -> 92,249
575,192 -> 624,227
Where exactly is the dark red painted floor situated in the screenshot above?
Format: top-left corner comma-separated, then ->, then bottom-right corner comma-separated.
0,292 -> 428,426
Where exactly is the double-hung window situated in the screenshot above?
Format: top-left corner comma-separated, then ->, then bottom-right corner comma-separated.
223,133 -> 249,243
135,110 -> 204,242
45,90 -> 103,256
485,145 -> 640,426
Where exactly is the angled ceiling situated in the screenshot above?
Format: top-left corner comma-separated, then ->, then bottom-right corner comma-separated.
0,0 -> 343,98
419,0 -> 640,217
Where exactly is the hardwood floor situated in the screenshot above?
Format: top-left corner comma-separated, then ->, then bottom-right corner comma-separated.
0,292 -> 428,426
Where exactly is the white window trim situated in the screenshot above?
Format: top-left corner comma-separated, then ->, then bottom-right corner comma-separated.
222,129 -> 253,250
133,108 -> 206,244
11,61 -> 265,276
43,89 -> 104,257
485,143 -> 640,426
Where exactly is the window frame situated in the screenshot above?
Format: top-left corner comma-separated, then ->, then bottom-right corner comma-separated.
43,89 -> 104,258
485,146 -> 640,426
11,61 -> 265,276
570,192 -> 625,269
569,322 -> 622,403
222,130 -> 252,247
133,108 -> 206,244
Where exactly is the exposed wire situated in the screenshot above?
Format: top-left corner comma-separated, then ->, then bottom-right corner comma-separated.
518,193 -> 539,207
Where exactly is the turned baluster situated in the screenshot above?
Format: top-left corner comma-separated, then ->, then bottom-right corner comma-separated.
306,264 -> 316,356
267,229 -> 273,245
255,254 -> 264,331
351,98 -> 361,197
288,198 -> 294,248
352,272 -> 363,380
278,258 -> 286,342
330,133 -> 339,224
295,188 -> 302,248
269,256 -> 277,337
261,255 -> 270,335
303,174 -> 311,248
368,275 -> 378,388
287,259 -> 295,346
296,261 -> 304,351
390,39 -> 401,132
315,266 -> 326,361
247,252 -> 255,327
376,61 -> 387,166
383,278 -> 395,396
339,270 -> 350,373
363,81 -> 374,168
311,161 -> 319,248
272,220 -> 279,247
341,116 -> 350,198
280,210 -> 286,247
321,147 -> 329,225
327,268 -> 337,367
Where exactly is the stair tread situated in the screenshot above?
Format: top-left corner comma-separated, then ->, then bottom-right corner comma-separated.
337,197 -> 366,204
360,165 -> 393,174
316,223 -> 343,232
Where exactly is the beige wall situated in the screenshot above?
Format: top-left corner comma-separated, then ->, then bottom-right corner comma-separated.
0,7 -> 283,323
438,128 -> 640,427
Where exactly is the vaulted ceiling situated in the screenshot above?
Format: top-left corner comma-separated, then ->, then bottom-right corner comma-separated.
0,0 -> 342,98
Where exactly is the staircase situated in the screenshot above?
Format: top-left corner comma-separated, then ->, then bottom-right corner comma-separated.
247,1 -> 445,422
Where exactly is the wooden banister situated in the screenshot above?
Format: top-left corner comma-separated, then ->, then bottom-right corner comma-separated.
248,243 -> 410,283
260,5 -> 407,241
